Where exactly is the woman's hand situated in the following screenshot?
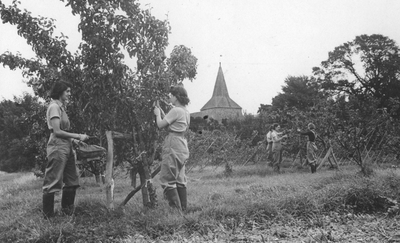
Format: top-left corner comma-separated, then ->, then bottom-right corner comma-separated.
79,134 -> 90,141
154,107 -> 161,117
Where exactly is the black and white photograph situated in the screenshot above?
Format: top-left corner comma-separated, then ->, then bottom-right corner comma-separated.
1,0 -> 400,242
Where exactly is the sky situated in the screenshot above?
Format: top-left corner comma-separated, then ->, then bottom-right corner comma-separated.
1,0 -> 400,114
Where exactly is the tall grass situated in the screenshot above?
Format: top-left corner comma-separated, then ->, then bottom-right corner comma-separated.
1,165 -> 400,242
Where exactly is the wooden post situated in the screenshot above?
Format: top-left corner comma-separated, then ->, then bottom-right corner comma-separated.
105,131 -> 114,210
130,168 -> 137,188
317,147 -> 332,170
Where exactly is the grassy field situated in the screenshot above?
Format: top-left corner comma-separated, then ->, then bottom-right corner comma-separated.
1,163 -> 400,242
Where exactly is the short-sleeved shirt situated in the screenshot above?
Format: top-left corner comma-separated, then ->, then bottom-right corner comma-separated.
266,131 -> 273,143
46,99 -> 70,131
271,130 -> 283,150
164,106 -> 190,132
271,131 -> 281,144
299,130 -> 316,142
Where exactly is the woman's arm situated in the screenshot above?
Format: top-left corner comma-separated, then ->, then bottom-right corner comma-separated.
298,130 -> 312,136
154,107 -> 169,128
155,114 -> 169,128
51,118 -> 87,140
272,133 -> 287,142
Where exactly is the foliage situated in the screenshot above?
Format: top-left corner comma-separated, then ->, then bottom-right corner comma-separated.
271,75 -> 327,111
0,94 -> 46,172
313,34 -> 400,111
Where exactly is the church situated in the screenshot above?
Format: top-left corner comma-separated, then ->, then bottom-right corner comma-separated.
191,63 -> 243,122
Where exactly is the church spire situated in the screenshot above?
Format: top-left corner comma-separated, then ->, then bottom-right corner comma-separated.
212,63 -> 230,98
200,63 -> 241,111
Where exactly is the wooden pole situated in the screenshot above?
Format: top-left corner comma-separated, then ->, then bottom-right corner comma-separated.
105,131 -> 114,210
317,147 -> 332,170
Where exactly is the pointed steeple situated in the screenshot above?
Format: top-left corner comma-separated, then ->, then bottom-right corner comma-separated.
212,63 -> 230,97
201,63 -> 242,111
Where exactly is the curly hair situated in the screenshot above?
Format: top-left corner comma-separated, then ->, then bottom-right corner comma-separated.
170,85 -> 190,106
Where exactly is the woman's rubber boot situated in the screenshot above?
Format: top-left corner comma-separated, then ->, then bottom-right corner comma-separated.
177,186 -> 187,211
43,192 -> 55,219
311,163 -> 317,173
61,188 -> 76,215
165,188 -> 182,210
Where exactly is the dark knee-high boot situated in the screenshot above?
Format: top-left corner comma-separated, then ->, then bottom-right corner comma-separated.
61,187 -> 76,215
43,192 -> 55,218
311,163 -> 317,173
177,186 -> 187,211
164,188 -> 181,210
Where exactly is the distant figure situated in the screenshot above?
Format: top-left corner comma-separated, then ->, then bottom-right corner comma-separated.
297,123 -> 318,173
271,123 -> 287,172
265,125 -> 274,163
43,81 -> 89,218
154,85 -> 190,211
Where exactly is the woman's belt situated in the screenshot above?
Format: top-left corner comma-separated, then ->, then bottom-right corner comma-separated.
168,131 -> 185,137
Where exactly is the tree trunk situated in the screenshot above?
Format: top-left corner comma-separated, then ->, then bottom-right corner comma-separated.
139,156 -> 157,208
138,166 -> 150,206
130,168 -> 137,188
95,174 -> 101,184
145,157 -> 157,208
120,165 -> 161,207
105,131 -> 114,210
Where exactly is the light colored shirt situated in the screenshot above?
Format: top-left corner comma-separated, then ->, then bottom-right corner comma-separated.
164,106 -> 190,132
46,99 -> 70,130
271,130 -> 283,150
266,131 -> 273,143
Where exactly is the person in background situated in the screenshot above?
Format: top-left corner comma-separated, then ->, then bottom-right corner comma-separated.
297,123 -> 318,173
265,125 -> 274,164
43,81 -> 89,218
271,123 -> 287,172
154,85 -> 190,211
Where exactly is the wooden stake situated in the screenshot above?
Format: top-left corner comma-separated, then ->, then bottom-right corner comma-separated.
317,147 -> 332,170
105,131 -> 114,210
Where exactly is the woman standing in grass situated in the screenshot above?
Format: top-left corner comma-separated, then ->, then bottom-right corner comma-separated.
297,123 -> 318,173
154,85 -> 190,211
43,81 -> 89,218
265,125 -> 274,164
271,123 -> 287,172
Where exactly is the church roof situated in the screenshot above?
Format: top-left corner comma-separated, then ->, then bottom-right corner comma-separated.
201,63 -> 242,111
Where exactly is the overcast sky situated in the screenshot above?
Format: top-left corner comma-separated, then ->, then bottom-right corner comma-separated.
1,0 -> 400,114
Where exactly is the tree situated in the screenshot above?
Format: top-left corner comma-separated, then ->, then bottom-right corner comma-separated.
0,0 -> 197,207
0,94 -> 46,172
271,75 -> 326,111
313,34 -> 400,110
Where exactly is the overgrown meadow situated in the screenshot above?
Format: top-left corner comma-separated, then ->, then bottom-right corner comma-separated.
1,162 -> 400,243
